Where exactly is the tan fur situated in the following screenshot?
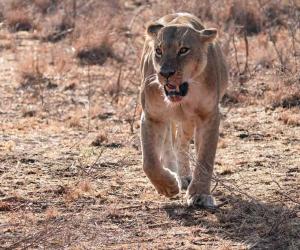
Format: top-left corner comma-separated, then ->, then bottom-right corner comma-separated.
140,13 -> 228,207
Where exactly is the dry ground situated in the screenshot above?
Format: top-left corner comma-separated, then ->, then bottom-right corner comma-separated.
0,0 -> 299,249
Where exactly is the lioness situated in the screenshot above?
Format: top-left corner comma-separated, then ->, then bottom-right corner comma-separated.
140,13 -> 228,207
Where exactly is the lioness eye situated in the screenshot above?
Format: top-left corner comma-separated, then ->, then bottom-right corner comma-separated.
179,47 -> 190,55
155,48 -> 162,56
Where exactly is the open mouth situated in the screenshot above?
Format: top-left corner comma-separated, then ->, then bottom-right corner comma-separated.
164,82 -> 189,102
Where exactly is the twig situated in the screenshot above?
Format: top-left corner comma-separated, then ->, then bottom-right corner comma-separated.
264,208 -> 295,237
243,29 -> 250,75
48,28 -> 74,42
128,5 -> 147,31
211,179 -> 219,193
268,29 -> 285,70
113,65 -> 122,103
118,204 -> 143,210
271,180 -> 300,205
148,222 -> 170,228
189,157 -> 261,203
213,175 -> 261,203
86,148 -> 105,175
232,32 -> 241,75
257,0 -> 286,71
7,221 -> 62,249
87,64 -> 91,131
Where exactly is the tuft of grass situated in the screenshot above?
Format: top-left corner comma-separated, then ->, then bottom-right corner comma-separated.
68,115 -> 83,128
5,9 -> 34,32
33,0 -> 57,14
265,75 -> 300,109
45,206 -> 60,220
227,2 -> 262,35
22,108 -> 37,118
75,40 -> 117,66
18,55 -> 53,92
72,3 -> 124,66
91,133 -> 108,147
64,180 -> 94,202
278,108 -> 300,126
41,12 -> 74,43
219,165 -> 234,175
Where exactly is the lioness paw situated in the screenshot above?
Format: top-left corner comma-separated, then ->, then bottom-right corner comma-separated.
156,183 -> 179,197
152,170 -> 179,197
186,193 -> 216,208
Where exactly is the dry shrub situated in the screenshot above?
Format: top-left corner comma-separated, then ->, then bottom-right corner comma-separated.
266,73 -> 300,109
73,16 -> 122,66
40,11 -> 74,42
72,1 -> 123,66
91,133 -> 108,147
219,165 -> 234,175
78,180 -> 93,193
271,93 -> 300,109
227,1 -> 262,35
18,55 -> 52,90
64,180 -> 94,202
33,0 -> 57,14
278,108 -> 300,126
45,206 -> 60,219
262,2 -> 299,28
0,36 -> 15,51
0,201 -> 11,212
5,9 -> 33,32
22,108 -> 37,117
0,140 -> 16,154
221,92 -> 240,106
68,115 -> 82,128
75,40 -> 117,66
218,138 -> 227,149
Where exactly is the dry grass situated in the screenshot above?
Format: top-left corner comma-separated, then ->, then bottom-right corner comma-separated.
75,40 -> 117,66
227,1 -> 262,35
5,9 -> 33,32
33,0 -> 57,14
278,108 -> 300,126
40,12 -> 74,43
73,13 -> 123,66
0,0 -> 299,249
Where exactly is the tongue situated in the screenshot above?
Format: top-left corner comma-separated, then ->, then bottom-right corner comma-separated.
166,83 -> 176,89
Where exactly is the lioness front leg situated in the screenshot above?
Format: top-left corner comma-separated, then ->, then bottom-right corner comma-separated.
186,113 -> 220,208
141,113 -> 179,197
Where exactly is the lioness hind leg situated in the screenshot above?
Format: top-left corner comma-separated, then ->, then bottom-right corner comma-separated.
162,123 -> 178,173
176,121 -> 194,190
141,113 -> 179,197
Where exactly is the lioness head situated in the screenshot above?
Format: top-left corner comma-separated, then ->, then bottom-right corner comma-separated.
146,22 -> 217,103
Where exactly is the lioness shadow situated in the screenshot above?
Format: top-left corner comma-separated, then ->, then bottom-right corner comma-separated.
163,195 -> 299,249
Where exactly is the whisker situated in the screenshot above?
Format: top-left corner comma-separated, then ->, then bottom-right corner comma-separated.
144,73 -> 157,82
148,77 -> 160,86
189,80 -> 202,85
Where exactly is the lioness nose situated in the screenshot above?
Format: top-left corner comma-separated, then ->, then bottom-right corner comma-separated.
160,69 -> 176,78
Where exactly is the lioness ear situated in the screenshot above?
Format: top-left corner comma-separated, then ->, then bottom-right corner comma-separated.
146,22 -> 164,38
199,28 -> 218,43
